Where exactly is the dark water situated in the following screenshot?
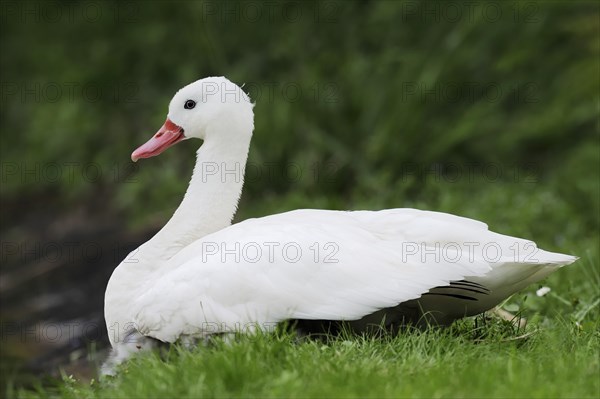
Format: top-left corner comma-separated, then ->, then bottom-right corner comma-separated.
0,198 -> 158,388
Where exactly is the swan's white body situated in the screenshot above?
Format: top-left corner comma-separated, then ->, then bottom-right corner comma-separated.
103,77 -> 577,374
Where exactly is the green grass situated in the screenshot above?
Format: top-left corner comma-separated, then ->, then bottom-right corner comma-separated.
14,307 -> 600,399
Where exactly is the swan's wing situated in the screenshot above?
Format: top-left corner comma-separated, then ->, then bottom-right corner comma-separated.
130,209 -> 559,342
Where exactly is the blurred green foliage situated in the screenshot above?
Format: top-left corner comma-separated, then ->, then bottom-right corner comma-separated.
1,0 -> 598,233
1,2 -> 599,394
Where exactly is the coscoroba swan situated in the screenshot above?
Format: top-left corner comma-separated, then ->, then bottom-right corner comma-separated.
103,76 -> 577,375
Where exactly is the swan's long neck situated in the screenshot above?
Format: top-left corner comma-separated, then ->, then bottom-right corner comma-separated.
105,120 -> 252,335
135,124 -> 252,264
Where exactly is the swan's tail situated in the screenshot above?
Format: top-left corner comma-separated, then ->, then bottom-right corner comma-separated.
533,249 -> 578,267
515,249 -> 578,288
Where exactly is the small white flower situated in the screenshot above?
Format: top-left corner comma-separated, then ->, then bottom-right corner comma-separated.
536,286 -> 551,297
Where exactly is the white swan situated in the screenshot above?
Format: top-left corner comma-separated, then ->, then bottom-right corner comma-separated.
103,76 -> 577,374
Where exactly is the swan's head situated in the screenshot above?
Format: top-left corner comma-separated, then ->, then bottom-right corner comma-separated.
131,76 -> 254,162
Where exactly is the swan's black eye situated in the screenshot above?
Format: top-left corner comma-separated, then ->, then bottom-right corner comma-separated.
184,100 -> 196,110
